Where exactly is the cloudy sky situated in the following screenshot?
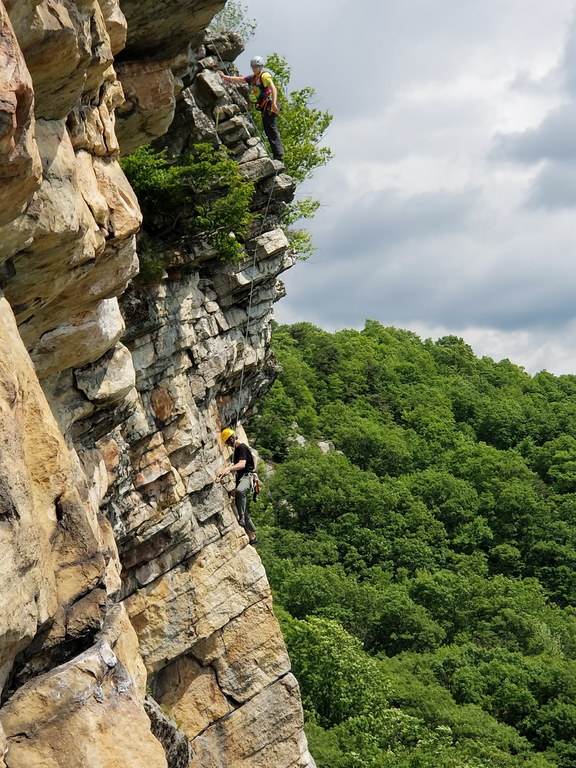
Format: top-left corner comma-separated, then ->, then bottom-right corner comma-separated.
242,0 -> 576,374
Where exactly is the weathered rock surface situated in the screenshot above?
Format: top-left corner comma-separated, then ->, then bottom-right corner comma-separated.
192,598 -> 292,702
115,59 -> 180,155
119,0 -> 226,60
190,675 -> 315,768
145,696 -> 194,768
0,3 -> 312,766
1,608 -> 166,768
0,4 -> 41,227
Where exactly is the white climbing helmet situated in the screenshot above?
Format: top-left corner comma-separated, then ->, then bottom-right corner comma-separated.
250,56 -> 264,67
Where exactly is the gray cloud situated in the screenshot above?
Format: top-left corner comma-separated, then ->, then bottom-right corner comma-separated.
278,243 -> 576,336
492,103 -> 576,164
280,199 -> 576,336
527,161 -> 576,208
313,186 -> 478,260
557,9 -> 576,96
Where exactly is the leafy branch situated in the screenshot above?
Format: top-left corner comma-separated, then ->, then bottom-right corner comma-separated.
120,143 -> 255,279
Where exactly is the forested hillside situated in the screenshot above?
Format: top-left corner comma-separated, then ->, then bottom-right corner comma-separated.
248,321 -> 576,768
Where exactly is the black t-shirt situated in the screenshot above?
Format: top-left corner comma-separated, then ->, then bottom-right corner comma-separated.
233,442 -> 254,484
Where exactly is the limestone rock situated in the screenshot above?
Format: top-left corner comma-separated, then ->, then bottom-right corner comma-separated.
195,70 -> 227,103
155,656 -> 232,738
12,117 -> 102,259
0,9 -> 313,768
68,71 -> 125,156
98,0 -> 127,56
75,342 -> 136,405
116,61 -> 179,154
125,532 -> 268,672
0,721 -> 6,768
0,296 -> 61,693
192,598 -> 291,703
217,114 -> 253,146
145,696 -> 194,768
205,31 -> 244,63
1,118 -> 105,332
238,155 -> 278,182
1,5 -> 139,377
8,0 -> 110,120
0,295 -> 122,700
76,148 -> 110,227
30,298 -> 125,376
161,88 -> 220,156
37,368 -> 96,436
212,228 -> 292,306
92,154 -> 142,240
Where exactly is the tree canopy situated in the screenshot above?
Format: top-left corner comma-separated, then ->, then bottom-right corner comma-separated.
248,321 -> 576,768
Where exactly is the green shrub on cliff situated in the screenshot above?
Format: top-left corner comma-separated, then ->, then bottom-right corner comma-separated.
120,143 -> 255,273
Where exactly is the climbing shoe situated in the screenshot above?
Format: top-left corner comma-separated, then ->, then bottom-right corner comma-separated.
249,536 -> 259,545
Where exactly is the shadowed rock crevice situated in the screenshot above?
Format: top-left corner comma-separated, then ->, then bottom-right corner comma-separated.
2,617 -> 100,705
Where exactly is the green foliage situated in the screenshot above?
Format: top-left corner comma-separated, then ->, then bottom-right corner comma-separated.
286,228 -> 317,259
285,617 -> 552,768
208,0 -> 256,41
246,320 -> 576,768
284,616 -> 391,727
261,445 -> 392,531
120,143 -> 255,274
129,232 -> 169,283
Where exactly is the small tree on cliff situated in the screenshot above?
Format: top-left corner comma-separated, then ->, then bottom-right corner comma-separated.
209,1 -> 256,42
120,143 -> 255,280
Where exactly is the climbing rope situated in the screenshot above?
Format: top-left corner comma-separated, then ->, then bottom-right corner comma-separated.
207,37 -> 283,432
233,173 -> 279,432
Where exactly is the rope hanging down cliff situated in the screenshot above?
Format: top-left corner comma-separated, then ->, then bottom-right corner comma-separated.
209,42 -> 286,429
233,158 -> 281,430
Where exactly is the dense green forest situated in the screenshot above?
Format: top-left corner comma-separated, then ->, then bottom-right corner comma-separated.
247,321 -> 576,768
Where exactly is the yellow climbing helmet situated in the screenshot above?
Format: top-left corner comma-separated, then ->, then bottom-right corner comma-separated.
221,428 -> 235,443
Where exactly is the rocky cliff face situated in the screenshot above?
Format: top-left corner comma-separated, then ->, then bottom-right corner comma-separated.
0,2 -> 314,767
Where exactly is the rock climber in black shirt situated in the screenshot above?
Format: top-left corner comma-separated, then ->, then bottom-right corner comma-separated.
216,428 -> 258,545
